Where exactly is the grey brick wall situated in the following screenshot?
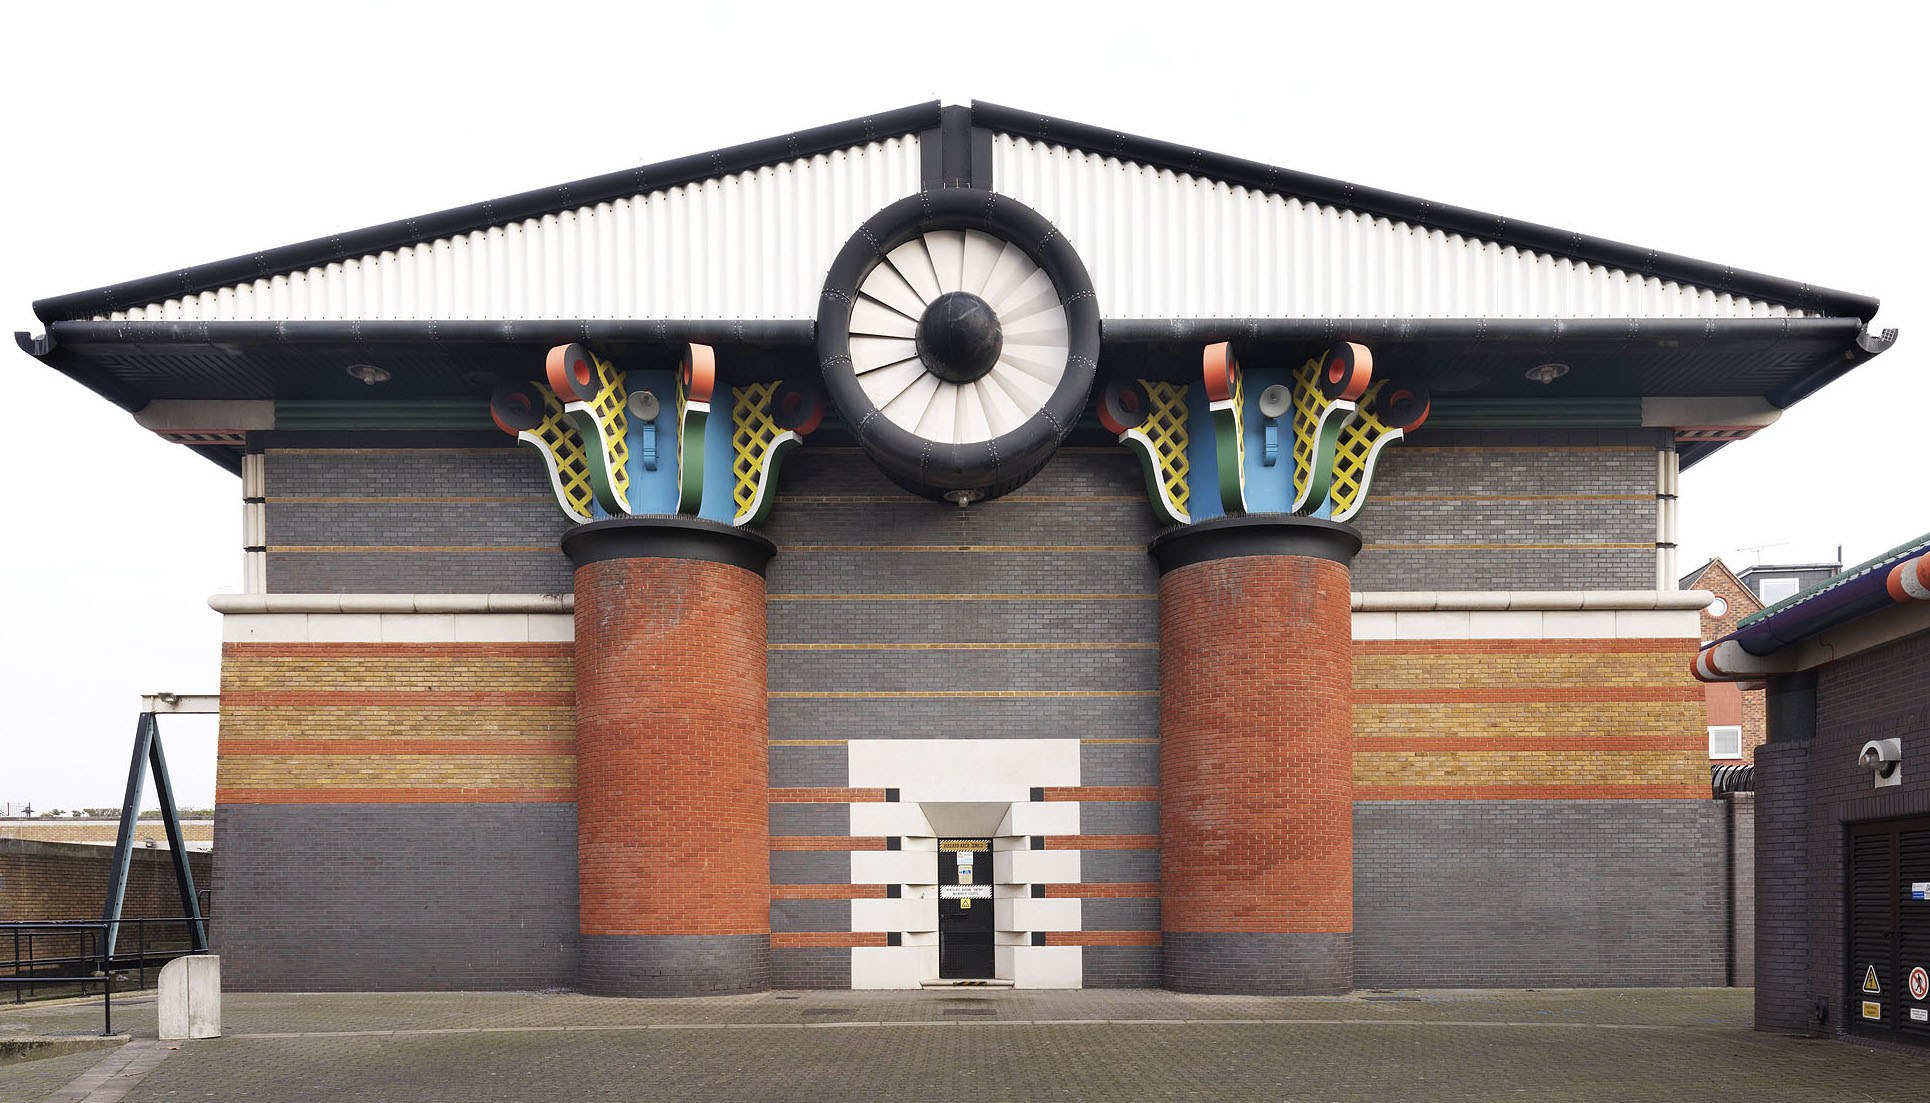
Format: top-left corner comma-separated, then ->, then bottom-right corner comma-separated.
1082,946 -> 1161,988
1755,740 -> 1813,1030
1728,794 -> 1756,988
772,947 -> 852,989
1354,800 -> 1727,987
212,803 -> 579,991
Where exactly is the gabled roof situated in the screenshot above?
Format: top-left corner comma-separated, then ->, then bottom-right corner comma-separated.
1679,558 -> 1764,615
16,100 -> 1898,473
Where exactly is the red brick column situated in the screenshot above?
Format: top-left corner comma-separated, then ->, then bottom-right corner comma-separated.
1150,515 -> 1360,995
563,517 -> 776,996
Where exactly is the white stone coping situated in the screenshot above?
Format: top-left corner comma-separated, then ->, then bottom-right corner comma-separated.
212,590 -> 1711,616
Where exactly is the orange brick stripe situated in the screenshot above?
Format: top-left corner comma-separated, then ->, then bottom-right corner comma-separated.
769,837 -> 888,851
219,786 -> 575,804
768,788 -> 888,803
1050,931 -> 1161,947
1357,735 -> 1697,752
772,932 -> 889,948
1354,784 -> 1708,801
1353,639 -> 1691,655
1040,787 -> 1158,802
1043,836 -> 1158,850
223,691 -> 576,707
222,739 -> 576,756
770,884 -> 887,900
224,643 -> 574,658
1044,883 -> 1159,898
1360,687 -> 1703,704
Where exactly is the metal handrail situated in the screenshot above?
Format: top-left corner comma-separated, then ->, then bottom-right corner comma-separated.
1,916 -> 210,1036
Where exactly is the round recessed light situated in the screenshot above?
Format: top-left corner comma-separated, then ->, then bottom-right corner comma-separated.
1524,362 -> 1570,385
346,363 -> 391,386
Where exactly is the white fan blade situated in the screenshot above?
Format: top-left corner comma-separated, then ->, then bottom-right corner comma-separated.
916,379 -> 960,442
1000,344 -> 1068,385
1000,304 -> 1068,348
859,359 -> 931,409
851,335 -> 920,374
988,360 -> 1055,407
882,370 -> 943,429
955,376 -> 992,443
850,296 -> 917,338
980,241 -> 1037,308
924,230 -> 967,295
886,239 -> 943,304
976,378 -> 1028,437
991,267 -> 1060,321
860,261 -> 929,320
960,231 -> 1003,296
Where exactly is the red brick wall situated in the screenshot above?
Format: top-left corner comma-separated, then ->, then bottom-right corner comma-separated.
574,556 -> 770,938
1158,553 -> 1353,935
0,838 -> 211,923
1695,561 -> 1769,762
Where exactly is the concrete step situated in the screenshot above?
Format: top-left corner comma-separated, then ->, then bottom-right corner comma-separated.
919,978 -> 1015,989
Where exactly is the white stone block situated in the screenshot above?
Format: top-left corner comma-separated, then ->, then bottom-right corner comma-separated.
1467,610 -> 1544,639
1351,611 -> 1398,640
1000,801 -> 1079,836
851,897 -> 936,932
995,849 -> 1081,884
1540,610 -> 1616,639
1000,945 -> 1082,989
452,614 -> 530,642
851,850 -> 937,884
995,896 -> 1081,931
221,614 -> 308,642
1394,610 -> 1470,639
849,803 -> 933,837
157,955 -> 220,1039
851,946 -> 934,989
377,613 -> 457,642
527,615 -> 576,642
1614,609 -> 1698,639
848,739 -> 1079,801
305,613 -> 384,642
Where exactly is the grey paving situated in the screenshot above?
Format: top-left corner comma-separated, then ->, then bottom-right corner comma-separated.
3,988 -> 1928,1102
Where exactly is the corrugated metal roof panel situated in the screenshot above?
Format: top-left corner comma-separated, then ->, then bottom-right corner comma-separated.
103,137 -> 923,324
989,135 -> 1803,321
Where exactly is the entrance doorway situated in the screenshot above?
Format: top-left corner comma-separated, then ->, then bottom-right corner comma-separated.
1847,815 -> 1930,1046
938,838 -> 994,979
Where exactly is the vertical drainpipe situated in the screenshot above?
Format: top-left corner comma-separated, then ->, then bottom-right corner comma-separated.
1756,669 -> 1818,1033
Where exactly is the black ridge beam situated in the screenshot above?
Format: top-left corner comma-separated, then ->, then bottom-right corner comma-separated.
33,103 -> 942,325
1099,316 -> 1869,345
973,100 -> 1881,323
43,319 -> 817,347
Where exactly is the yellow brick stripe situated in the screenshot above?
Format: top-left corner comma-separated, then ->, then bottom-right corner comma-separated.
1353,749 -> 1703,788
1355,651 -> 1692,690
218,754 -> 575,791
1356,701 -> 1704,742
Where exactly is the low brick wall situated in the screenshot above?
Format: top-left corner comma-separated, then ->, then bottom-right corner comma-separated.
0,837 -> 211,924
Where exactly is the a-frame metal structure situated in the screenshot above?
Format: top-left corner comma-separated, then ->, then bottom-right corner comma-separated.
102,693 -> 216,957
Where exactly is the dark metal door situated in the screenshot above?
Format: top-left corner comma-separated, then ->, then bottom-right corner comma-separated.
1846,816 -> 1930,1045
938,839 -> 994,979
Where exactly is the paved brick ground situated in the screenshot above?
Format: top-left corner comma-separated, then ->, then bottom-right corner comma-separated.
3,988 -> 1927,1102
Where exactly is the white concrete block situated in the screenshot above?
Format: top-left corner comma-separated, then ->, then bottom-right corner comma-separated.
1000,945 -> 1082,989
848,739 -> 1079,802
1467,610 -> 1544,639
1394,610 -> 1470,639
995,896 -> 1081,931
157,955 -> 221,1039
1351,611 -> 1398,640
1540,610 -> 1617,639
851,850 -> 937,884
851,946 -> 934,989
1613,609 -> 1698,639
849,803 -> 933,837
851,897 -> 936,932
995,849 -> 1081,884
452,614 -> 530,642
221,614 -> 308,642
377,613 -> 457,642
1000,801 -> 1079,836
305,613 -> 384,642
526,615 -> 576,642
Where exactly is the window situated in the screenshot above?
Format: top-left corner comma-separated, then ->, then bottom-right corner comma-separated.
1709,725 -> 1743,759
1757,577 -> 1801,604
1706,596 -> 1729,618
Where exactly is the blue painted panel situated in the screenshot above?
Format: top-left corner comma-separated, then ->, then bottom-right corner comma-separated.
1184,384 -> 1223,522
623,369 -> 680,516
1240,366 -> 1293,513
697,389 -> 736,523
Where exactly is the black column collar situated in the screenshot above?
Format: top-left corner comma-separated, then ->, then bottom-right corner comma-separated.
1148,514 -> 1362,576
562,517 -> 777,577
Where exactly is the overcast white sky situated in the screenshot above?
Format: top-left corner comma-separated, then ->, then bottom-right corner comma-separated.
1,1 -> 1923,810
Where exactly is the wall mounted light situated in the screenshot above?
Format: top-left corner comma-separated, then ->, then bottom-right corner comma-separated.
346,363 -> 391,386
1524,362 -> 1569,385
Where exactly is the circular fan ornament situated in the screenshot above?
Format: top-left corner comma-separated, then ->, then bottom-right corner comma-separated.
817,190 -> 1100,503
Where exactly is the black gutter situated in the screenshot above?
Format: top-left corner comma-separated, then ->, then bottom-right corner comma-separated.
14,330 -> 147,412
1766,324 -> 1899,408
974,101 -> 1883,323
1099,316 -> 1871,345
31,103 -> 942,326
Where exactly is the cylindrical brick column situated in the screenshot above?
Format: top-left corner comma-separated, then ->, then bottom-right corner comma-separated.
562,517 -> 776,997
1151,515 -> 1361,995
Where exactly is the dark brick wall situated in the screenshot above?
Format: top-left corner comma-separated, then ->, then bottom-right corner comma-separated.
1727,794 -> 1756,987
1354,800 -> 1727,987
211,803 -> 579,991
1797,629 -> 1930,1036
1755,740 -> 1812,1030
772,946 -> 852,989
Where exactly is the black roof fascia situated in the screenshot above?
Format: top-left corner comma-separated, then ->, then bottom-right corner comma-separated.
31,103 -> 943,326
973,101 -> 1882,323
1098,316 -> 1871,348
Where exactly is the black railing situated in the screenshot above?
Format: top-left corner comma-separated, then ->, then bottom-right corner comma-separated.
1,917 -> 210,1035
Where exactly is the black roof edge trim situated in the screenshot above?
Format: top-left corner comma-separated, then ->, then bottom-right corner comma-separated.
973,100 -> 1882,323
14,329 -> 148,412
1766,324 -> 1900,409
43,319 -> 817,347
33,102 -> 943,326
1099,316 -> 1869,345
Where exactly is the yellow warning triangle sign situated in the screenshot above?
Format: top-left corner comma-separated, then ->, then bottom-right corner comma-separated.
1863,964 -> 1882,994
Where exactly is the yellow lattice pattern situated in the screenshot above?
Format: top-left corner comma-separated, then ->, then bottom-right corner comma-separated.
1142,381 -> 1190,512
1328,380 -> 1395,519
731,382 -> 783,516
676,371 -> 688,482
1229,363 -> 1246,490
581,351 -> 630,506
1289,354 -> 1329,502
529,386 -> 595,519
